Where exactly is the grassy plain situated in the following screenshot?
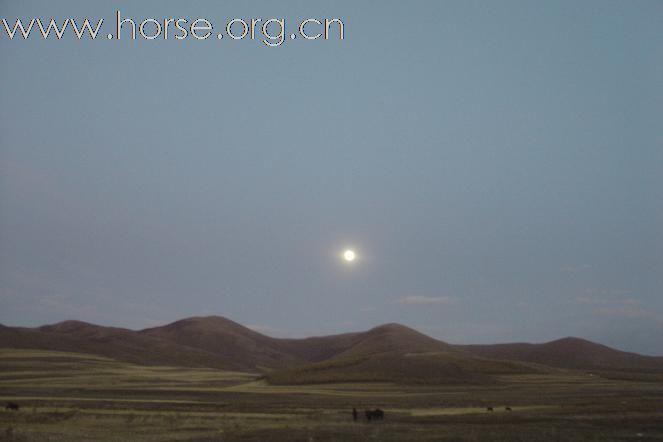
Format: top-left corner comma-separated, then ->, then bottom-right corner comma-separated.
1,348 -> 662,441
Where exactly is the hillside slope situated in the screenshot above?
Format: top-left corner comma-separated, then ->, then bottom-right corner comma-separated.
267,324 -> 541,385
278,323 -> 456,362
458,337 -> 663,371
0,321 -> 238,369
140,316 -> 304,370
3,318 -> 663,384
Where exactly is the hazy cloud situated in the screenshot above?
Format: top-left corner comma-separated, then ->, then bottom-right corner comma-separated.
573,295 -> 663,329
396,296 -> 456,305
574,292 -> 638,306
593,305 -> 663,327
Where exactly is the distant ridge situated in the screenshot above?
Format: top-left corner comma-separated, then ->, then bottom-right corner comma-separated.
277,323 -> 456,363
0,319 -> 237,369
139,316 -> 304,370
266,323 -> 540,385
458,337 -> 663,371
1,316 -> 662,384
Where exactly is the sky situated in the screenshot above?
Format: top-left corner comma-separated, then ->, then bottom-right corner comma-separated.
1,1 -> 662,354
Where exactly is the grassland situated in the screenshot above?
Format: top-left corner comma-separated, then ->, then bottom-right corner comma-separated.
1,349 -> 663,441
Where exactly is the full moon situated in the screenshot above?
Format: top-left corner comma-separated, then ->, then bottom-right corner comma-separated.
343,249 -> 356,262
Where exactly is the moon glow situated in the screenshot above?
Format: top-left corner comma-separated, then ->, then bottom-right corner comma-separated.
343,249 -> 356,262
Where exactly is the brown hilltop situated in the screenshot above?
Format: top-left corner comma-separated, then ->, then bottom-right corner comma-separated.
139,316 -> 304,370
266,323 -> 539,385
458,337 -> 663,371
335,323 -> 456,358
277,323 -> 455,363
137,317 -> 462,372
2,316 -> 662,384
1,319 -> 236,370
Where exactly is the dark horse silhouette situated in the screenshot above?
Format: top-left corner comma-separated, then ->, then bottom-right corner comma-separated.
365,408 -> 384,421
5,402 -> 19,411
486,406 -> 493,412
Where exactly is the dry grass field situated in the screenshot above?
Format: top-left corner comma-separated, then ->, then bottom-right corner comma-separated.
1,348 -> 663,441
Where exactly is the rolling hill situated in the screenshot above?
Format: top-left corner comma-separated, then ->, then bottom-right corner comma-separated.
2,317 -> 662,384
0,320 -> 238,370
266,324 -> 540,385
458,337 -> 663,372
139,316 -> 304,370
277,323 -> 456,362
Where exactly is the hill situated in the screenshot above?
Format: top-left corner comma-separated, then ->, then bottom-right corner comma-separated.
266,323 -> 541,385
277,323 -> 456,362
3,317 -> 663,384
265,350 -> 542,385
458,337 -> 663,372
139,316 -> 304,370
3,319 -> 503,383
0,320 -> 240,370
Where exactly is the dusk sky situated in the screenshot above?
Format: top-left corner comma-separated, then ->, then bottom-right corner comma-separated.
1,1 -> 662,354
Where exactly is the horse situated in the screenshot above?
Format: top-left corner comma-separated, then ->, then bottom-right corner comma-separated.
5,402 -> 19,411
365,408 -> 384,421
505,406 -> 512,411
486,406 -> 493,412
